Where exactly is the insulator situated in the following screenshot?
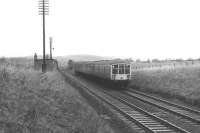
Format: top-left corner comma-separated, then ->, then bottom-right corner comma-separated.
38,0 -> 49,1
38,2 -> 49,4
38,2 -> 49,3
38,6 -> 49,8
39,11 -> 49,13
38,8 -> 49,10
39,13 -> 49,15
38,1 -> 49,4
38,3 -> 49,5
38,10 -> 49,12
38,7 -> 49,9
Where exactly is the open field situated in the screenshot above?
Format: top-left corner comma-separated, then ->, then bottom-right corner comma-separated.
0,58 -> 114,133
130,64 -> 200,106
132,60 -> 200,71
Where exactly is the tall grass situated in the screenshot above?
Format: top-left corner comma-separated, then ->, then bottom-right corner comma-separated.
130,66 -> 200,105
0,58 -> 113,133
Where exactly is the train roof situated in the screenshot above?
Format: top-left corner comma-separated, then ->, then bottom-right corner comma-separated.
75,59 -> 131,65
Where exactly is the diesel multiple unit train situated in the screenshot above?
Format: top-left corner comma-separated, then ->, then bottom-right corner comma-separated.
73,59 -> 131,86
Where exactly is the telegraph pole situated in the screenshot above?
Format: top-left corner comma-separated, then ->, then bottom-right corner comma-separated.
39,0 -> 49,72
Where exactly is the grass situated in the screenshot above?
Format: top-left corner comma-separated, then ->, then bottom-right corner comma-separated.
130,65 -> 200,105
0,58 -> 114,133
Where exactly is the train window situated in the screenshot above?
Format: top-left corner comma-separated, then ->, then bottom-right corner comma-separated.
113,65 -> 118,68
119,64 -> 123,68
119,64 -> 124,74
125,65 -> 130,74
112,65 -> 118,74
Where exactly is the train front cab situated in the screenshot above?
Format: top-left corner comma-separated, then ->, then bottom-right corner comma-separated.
111,63 -> 131,86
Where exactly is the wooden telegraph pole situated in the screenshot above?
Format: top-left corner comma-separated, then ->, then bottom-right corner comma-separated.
39,0 -> 49,72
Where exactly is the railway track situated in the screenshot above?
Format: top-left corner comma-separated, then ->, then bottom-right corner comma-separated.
61,72 -> 189,133
123,89 -> 200,126
100,89 -> 192,133
101,88 -> 200,132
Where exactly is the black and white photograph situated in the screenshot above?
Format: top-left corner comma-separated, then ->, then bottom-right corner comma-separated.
0,0 -> 200,132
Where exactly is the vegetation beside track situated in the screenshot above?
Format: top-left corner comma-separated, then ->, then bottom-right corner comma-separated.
130,65 -> 200,106
60,69 -> 139,133
0,58 -> 114,133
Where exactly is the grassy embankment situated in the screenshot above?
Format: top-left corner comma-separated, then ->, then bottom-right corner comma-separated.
130,64 -> 200,106
0,58 -> 113,133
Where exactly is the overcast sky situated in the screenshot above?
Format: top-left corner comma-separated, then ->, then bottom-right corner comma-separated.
0,0 -> 200,60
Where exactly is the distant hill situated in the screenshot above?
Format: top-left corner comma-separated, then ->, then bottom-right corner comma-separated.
56,54 -> 114,62
55,54 -> 115,67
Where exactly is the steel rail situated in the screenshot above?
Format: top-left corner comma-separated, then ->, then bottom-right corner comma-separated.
101,89 -> 190,133
128,89 -> 200,114
125,89 -> 200,125
84,87 -> 154,133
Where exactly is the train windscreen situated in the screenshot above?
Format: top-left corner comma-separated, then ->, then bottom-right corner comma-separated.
125,65 -> 130,74
119,64 -> 124,74
112,64 -> 130,74
112,65 -> 118,74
